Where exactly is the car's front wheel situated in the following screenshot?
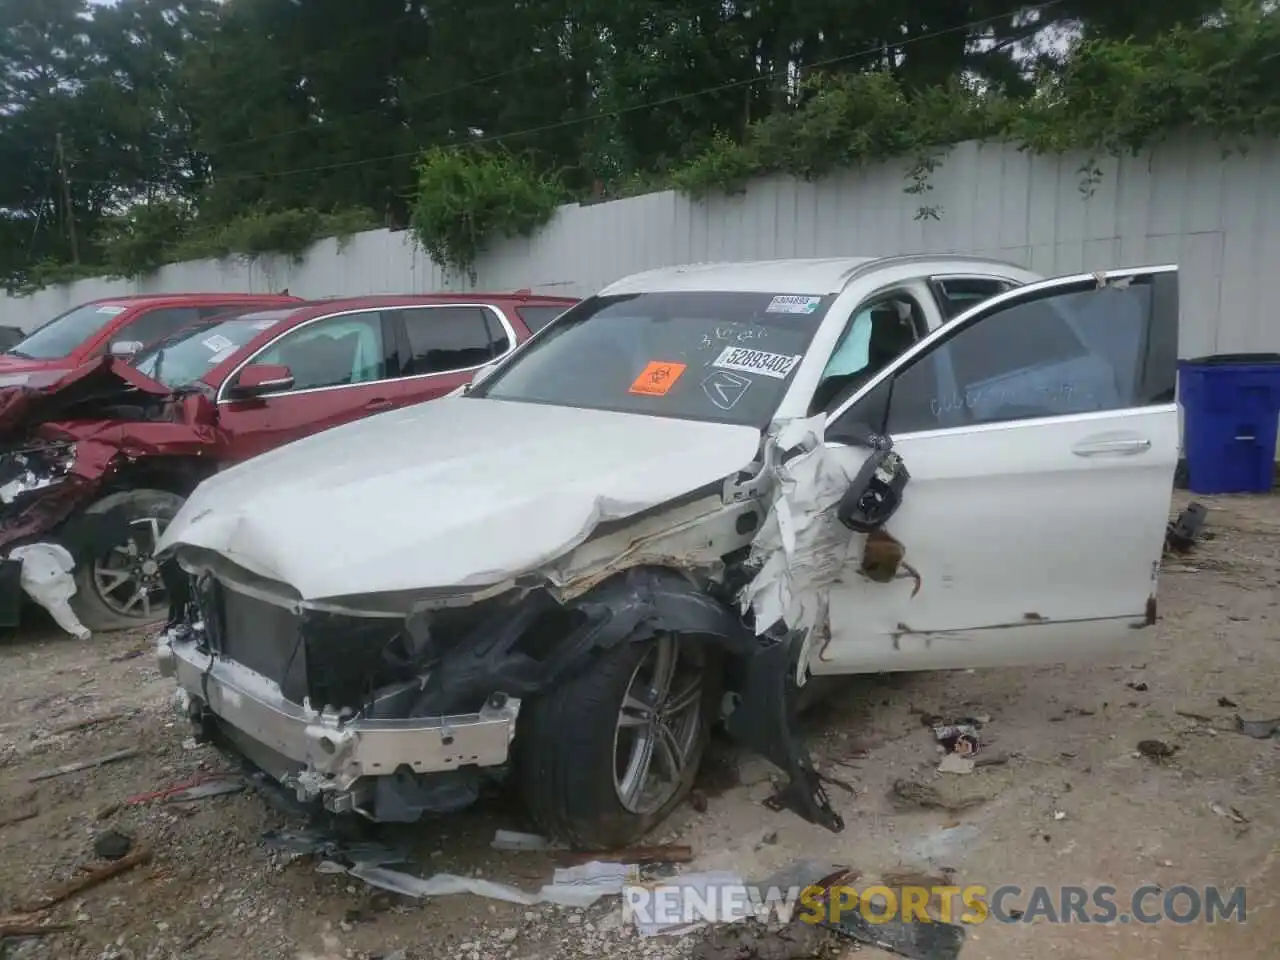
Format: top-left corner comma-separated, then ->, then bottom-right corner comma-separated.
518,632 -> 713,849
69,489 -> 185,633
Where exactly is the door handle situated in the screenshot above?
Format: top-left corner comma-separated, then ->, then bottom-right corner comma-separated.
364,398 -> 393,412
1071,437 -> 1152,456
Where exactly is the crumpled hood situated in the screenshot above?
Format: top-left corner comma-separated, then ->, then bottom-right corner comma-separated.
0,352 -> 73,389
158,397 -> 763,601
0,356 -> 170,439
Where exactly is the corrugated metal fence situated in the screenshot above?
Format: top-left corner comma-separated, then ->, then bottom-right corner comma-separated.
4,134 -> 1279,362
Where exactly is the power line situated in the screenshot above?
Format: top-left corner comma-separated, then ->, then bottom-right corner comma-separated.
203,1 -> 1063,187
168,7 -> 433,104
65,1 -> 1061,190
206,63 -> 537,153
165,2 -> 764,158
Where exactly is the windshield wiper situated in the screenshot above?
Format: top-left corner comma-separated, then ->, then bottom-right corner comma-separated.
6,349 -> 30,359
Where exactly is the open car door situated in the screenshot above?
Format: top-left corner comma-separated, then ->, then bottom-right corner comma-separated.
814,265 -> 1179,674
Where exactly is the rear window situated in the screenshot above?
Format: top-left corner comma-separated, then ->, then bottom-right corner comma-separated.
132,310 -> 294,388
8,303 -> 130,360
517,305 -> 570,333
475,291 -> 831,427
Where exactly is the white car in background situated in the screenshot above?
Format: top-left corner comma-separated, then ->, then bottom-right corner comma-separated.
155,255 -> 1179,848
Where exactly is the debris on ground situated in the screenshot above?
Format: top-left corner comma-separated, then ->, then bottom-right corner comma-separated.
755,861 -> 853,892
1218,696 -> 1239,708
1165,502 -> 1208,555
929,720 -> 982,756
0,808 -> 37,829
881,870 -> 954,888
92,829 -> 133,860
126,773 -> 244,805
1175,710 -> 1214,723
260,827 -> 410,867
1209,802 -> 1249,824
1126,681 -> 1149,692
694,921 -> 834,960
811,869 -> 966,960
166,779 -> 244,803
0,918 -> 71,939
629,870 -> 747,937
49,712 -> 129,736
351,859 -> 636,909
28,748 -> 139,782
1137,739 -> 1177,761
19,844 -> 152,913
937,754 -> 974,776
1233,715 -> 1280,739
555,844 -> 694,867
107,646 -> 148,663
491,829 -> 550,851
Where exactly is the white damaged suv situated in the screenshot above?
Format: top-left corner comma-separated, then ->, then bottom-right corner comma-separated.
155,255 -> 1180,847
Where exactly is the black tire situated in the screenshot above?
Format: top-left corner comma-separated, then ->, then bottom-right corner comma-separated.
517,634 -> 714,849
69,489 -> 186,633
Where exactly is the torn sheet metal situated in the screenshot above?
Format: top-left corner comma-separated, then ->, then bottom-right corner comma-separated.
157,397 -> 764,602
722,635 -> 848,832
410,566 -> 755,718
738,415 -> 858,638
0,355 -> 170,439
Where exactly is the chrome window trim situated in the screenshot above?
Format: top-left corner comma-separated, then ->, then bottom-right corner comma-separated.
822,401 -> 1179,449
214,302 -> 519,405
823,265 -> 1178,428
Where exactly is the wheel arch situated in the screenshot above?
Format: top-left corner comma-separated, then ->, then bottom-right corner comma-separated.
100,455 -> 215,501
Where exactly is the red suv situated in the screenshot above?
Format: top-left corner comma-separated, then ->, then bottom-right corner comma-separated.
0,293 -> 302,389
0,292 -> 577,635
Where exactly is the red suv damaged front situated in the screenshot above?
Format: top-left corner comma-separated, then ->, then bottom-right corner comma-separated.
0,292 -> 577,638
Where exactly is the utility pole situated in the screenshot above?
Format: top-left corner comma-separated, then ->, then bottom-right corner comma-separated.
55,133 -> 79,265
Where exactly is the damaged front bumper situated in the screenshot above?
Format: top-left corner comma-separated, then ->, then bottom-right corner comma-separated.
158,632 -> 520,815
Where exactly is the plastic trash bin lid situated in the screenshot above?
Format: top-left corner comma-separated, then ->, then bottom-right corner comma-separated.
1181,352 -> 1280,365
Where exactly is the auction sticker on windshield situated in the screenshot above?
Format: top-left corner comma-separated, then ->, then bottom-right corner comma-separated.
766,295 -> 822,314
712,346 -> 801,380
629,361 -> 687,396
202,334 -> 234,353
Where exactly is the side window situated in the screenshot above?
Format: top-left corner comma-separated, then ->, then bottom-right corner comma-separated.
517,305 -> 568,333
397,307 -> 506,376
241,312 -> 386,392
808,296 -> 921,415
931,278 -> 1016,320
882,282 -> 1155,435
115,307 -> 201,348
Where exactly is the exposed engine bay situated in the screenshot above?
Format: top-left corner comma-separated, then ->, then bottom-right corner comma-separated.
158,414 -> 912,843
0,440 -> 78,506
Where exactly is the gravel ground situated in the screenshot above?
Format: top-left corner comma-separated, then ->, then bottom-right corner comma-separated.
0,492 -> 1276,960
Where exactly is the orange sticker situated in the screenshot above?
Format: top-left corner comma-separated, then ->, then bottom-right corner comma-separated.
629,360 -> 687,396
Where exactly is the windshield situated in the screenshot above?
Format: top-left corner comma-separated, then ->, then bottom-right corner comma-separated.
133,309 -> 295,388
474,291 -> 832,426
8,303 -> 131,360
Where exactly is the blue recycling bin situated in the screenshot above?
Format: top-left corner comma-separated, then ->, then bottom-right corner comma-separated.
1179,354 -> 1280,494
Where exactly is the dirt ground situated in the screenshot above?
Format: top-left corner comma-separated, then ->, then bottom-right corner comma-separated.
0,492 -> 1276,960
